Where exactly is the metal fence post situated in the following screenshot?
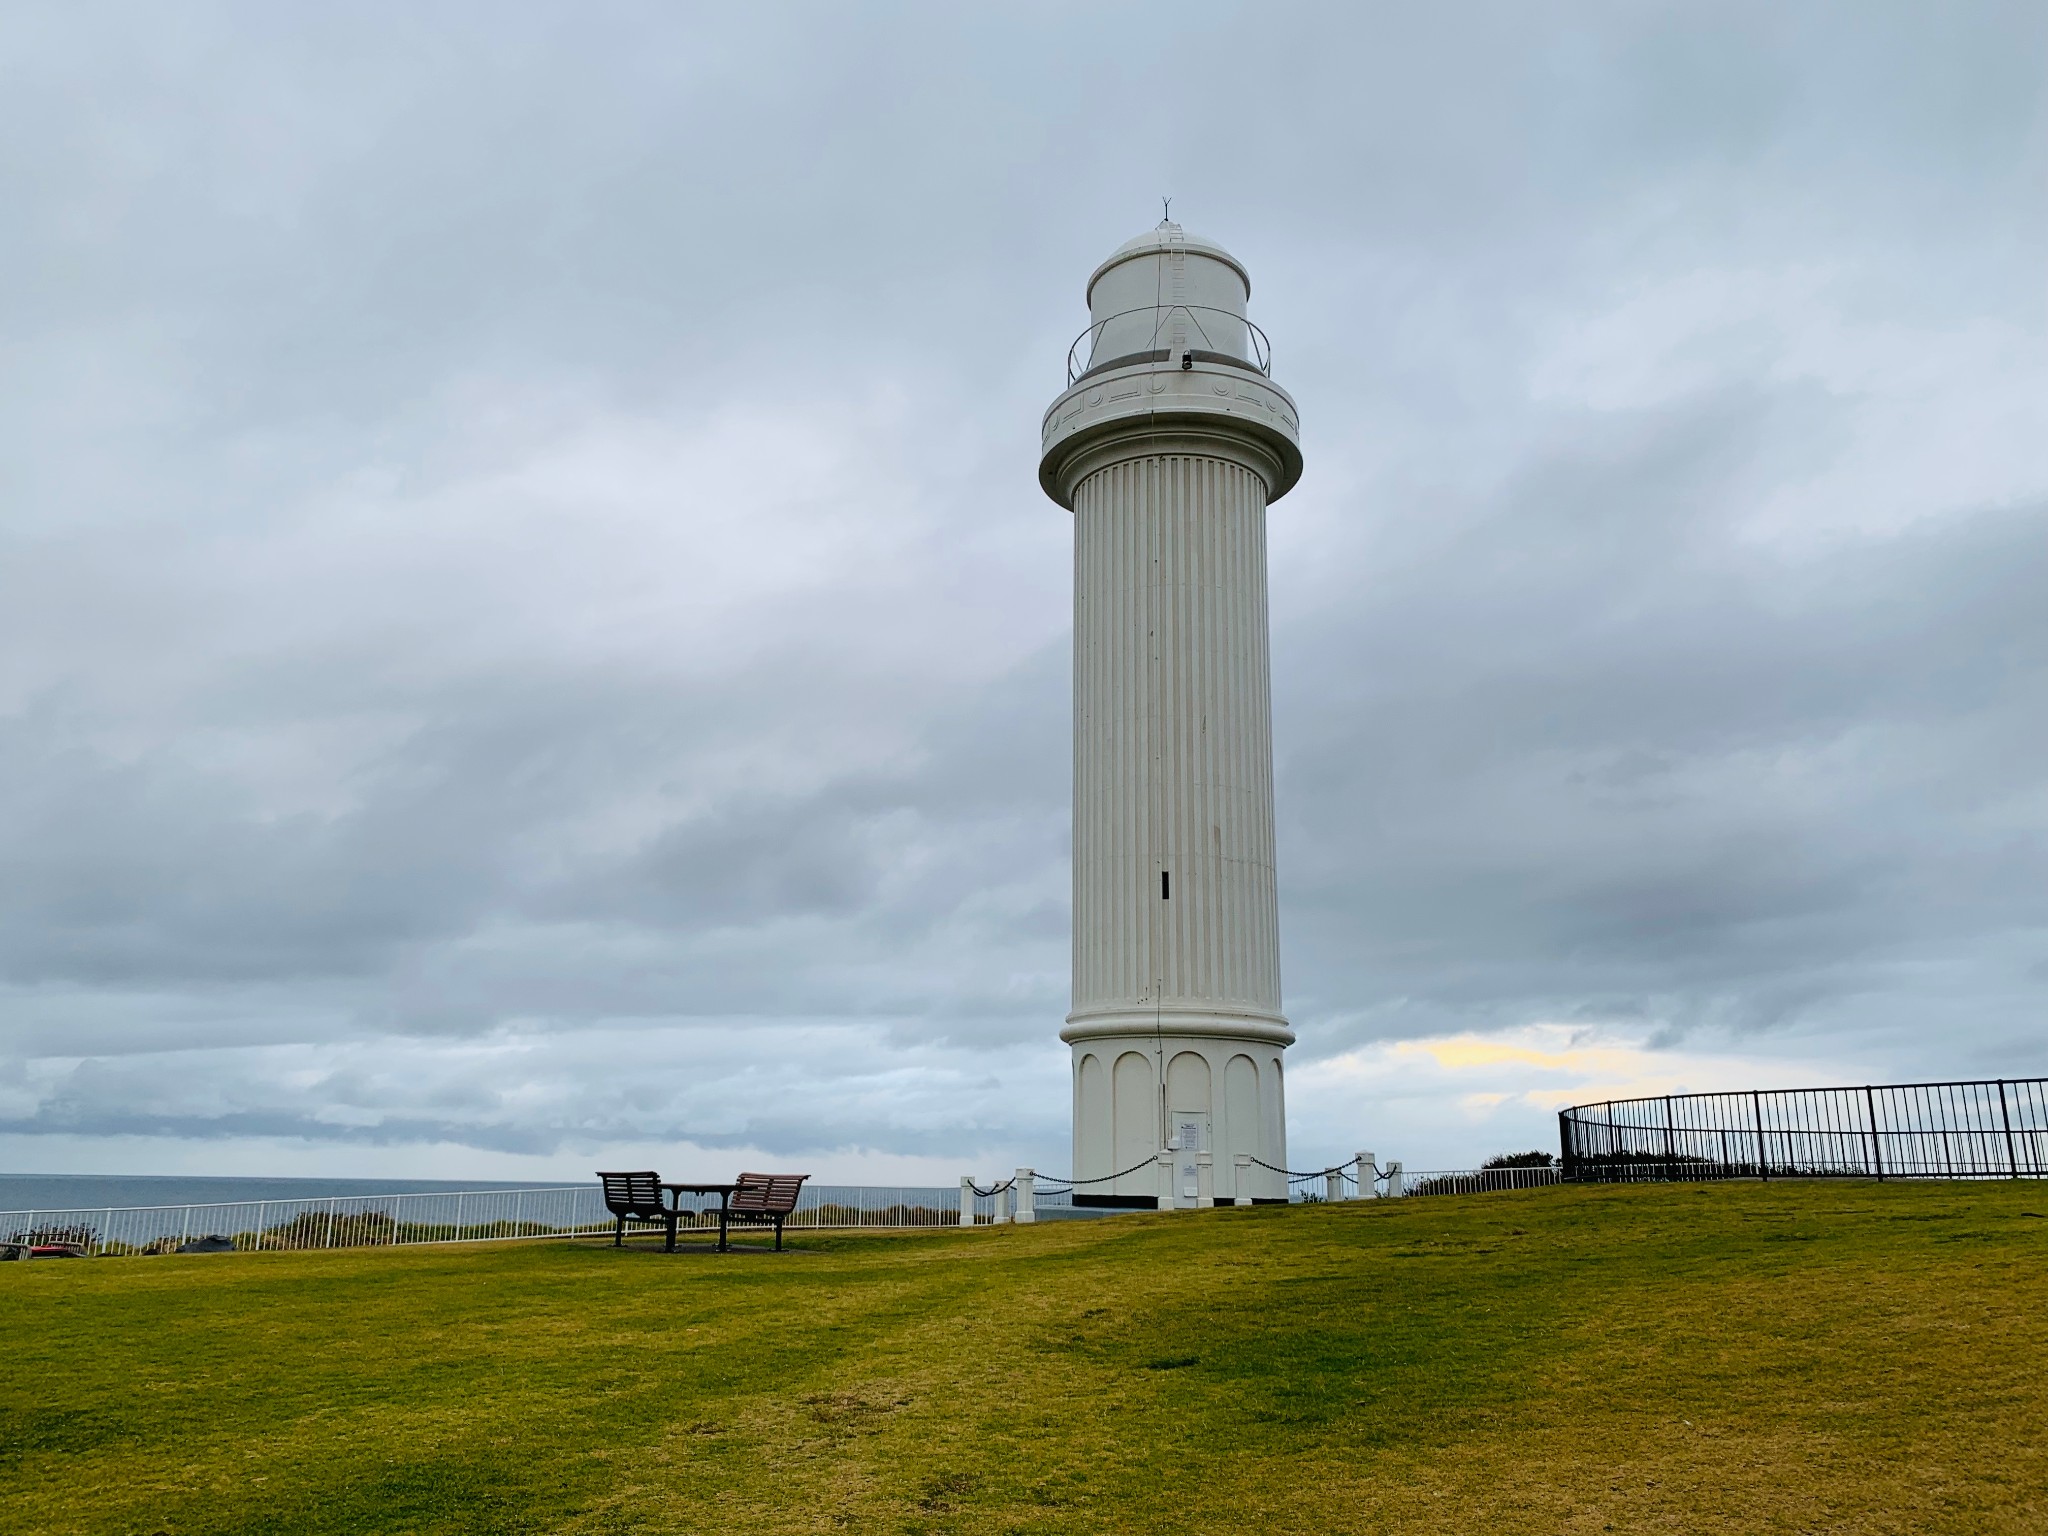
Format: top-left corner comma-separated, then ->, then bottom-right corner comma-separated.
1753,1092 -> 1769,1181
1356,1151 -> 1377,1198
1865,1085 -> 1884,1180
1999,1080 -> 2019,1178
1014,1168 -> 1036,1225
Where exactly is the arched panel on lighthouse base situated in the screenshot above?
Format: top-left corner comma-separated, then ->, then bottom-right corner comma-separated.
1076,1052 -> 1109,1186
1255,1056 -> 1288,1201
1224,1053 -> 1260,1204
1166,1051 -> 1211,1114
1111,1050 -> 1157,1200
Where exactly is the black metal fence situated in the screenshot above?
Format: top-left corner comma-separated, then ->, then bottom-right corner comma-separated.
1560,1077 -> 2048,1183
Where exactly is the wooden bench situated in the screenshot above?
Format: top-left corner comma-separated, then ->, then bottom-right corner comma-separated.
596,1171 -> 681,1252
723,1172 -> 809,1250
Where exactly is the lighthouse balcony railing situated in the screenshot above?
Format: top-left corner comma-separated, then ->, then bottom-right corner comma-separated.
1067,305 -> 1272,385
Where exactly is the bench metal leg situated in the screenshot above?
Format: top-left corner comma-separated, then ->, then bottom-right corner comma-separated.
614,1216 -> 624,1248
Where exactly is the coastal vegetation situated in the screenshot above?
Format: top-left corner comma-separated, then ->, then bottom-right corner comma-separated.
3,1179 -> 2043,1534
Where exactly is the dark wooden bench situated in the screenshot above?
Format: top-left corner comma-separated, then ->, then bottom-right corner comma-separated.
723,1172 -> 809,1250
596,1170 -> 681,1252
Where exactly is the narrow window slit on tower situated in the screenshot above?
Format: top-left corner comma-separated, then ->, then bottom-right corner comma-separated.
1161,871 -> 1170,900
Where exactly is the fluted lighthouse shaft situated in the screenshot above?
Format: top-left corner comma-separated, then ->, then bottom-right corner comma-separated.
1041,221 -> 1303,1208
1072,455 -> 1281,1022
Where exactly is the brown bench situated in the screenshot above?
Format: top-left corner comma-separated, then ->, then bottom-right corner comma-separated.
596,1171 -> 682,1252
723,1172 -> 809,1250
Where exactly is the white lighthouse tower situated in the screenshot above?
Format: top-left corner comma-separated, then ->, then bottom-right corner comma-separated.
1041,221 -> 1303,1207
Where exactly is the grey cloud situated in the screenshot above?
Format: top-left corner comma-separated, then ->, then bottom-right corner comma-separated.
1279,389 -> 2048,1050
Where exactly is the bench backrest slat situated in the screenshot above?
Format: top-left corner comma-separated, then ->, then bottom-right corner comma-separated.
596,1170 -> 668,1217
728,1172 -> 809,1215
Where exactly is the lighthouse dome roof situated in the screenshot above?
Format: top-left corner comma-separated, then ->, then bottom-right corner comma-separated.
1086,220 -> 1251,305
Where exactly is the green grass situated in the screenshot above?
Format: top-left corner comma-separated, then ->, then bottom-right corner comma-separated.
4,1180 -> 2044,1534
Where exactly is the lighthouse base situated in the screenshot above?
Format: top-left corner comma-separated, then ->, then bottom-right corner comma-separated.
1063,1020 -> 1291,1208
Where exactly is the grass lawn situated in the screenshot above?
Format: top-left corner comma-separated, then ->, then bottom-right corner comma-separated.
3,1179 -> 2044,1534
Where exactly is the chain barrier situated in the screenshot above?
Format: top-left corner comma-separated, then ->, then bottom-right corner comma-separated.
985,1157 -> 1390,1198
1033,1154 -> 1170,1191
1247,1155 -> 1387,1182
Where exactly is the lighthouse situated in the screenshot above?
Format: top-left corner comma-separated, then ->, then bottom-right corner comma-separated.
1041,221 -> 1303,1207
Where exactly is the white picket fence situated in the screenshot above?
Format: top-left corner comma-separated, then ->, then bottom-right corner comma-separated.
1266,1159 -> 1562,1202
0,1182 -> 967,1257
1395,1165 -> 1564,1198
1,1164 -> 1567,1256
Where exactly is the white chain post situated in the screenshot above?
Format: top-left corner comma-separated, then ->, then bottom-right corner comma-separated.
1233,1152 -> 1253,1206
1196,1151 -> 1214,1208
1356,1151 -> 1378,1199
959,1176 -> 975,1228
993,1183 -> 1010,1224
1156,1150 -> 1177,1210
1014,1168 -> 1036,1224
1324,1168 -> 1344,1202
1385,1160 -> 1405,1198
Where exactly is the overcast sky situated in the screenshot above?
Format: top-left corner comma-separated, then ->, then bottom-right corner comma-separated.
3,3 -> 2044,1184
